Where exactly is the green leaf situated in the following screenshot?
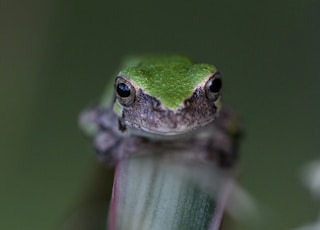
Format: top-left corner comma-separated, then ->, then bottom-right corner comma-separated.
108,154 -> 235,230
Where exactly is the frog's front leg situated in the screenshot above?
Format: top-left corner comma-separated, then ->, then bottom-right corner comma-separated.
208,106 -> 243,167
93,130 -> 122,165
79,106 -> 126,165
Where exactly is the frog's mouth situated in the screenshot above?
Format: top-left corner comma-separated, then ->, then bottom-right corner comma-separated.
124,119 -> 214,140
120,102 -> 219,139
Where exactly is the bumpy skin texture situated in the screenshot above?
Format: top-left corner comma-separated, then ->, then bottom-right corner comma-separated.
120,56 -> 216,109
79,56 -> 242,167
80,105 -> 241,167
113,56 -> 223,138
118,87 -> 219,137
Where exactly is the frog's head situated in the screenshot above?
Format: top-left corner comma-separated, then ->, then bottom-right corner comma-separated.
113,56 -> 222,139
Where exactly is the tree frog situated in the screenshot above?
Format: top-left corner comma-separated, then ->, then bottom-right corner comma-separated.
80,55 -> 241,167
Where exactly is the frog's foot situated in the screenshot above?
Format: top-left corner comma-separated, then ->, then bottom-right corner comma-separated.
94,131 -> 152,166
79,106 -> 127,165
79,106 -> 102,137
206,129 -> 237,167
216,140 -> 239,168
216,106 -> 243,139
79,105 -> 121,136
93,131 -> 122,166
206,107 -> 243,168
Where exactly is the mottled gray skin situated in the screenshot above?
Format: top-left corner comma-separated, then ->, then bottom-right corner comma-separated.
79,56 -> 242,167
119,87 -> 219,138
80,105 -> 241,167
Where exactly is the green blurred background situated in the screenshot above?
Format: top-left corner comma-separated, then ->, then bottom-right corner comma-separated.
1,0 -> 319,229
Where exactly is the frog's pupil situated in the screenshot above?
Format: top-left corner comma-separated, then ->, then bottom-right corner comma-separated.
117,83 -> 131,97
209,78 -> 222,93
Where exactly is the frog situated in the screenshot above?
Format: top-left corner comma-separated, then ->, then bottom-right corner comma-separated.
79,55 -> 242,167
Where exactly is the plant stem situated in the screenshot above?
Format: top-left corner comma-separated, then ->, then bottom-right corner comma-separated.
108,154 -> 235,230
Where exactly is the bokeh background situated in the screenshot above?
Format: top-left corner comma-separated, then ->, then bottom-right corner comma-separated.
1,0 -> 319,229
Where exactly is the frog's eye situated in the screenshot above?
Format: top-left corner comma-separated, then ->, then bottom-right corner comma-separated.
205,72 -> 222,101
115,77 -> 136,106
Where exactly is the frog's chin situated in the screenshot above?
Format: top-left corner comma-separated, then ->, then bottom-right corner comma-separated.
125,123 -> 210,140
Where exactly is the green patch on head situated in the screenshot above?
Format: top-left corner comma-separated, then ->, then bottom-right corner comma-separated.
120,55 -> 216,109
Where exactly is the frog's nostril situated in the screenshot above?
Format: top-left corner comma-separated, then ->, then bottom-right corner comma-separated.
184,99 -> 191,107
152,100 -> 162,110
